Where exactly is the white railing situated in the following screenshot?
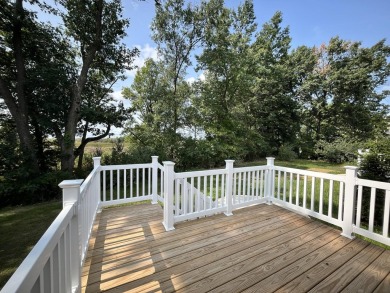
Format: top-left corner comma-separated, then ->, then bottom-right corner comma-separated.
3,155 -> 390,292
353,178 -> 390,245
162,158 -> 390,246
272,166 -> 345,229
1,158 -> 102,293
99,156 -> 163,207
1,156 -> 163,293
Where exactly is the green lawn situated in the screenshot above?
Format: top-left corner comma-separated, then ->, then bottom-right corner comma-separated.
0,201 -> 62,289
236,158 -> 349,174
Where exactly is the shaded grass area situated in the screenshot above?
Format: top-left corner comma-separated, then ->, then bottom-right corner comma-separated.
0,201 -> 62,289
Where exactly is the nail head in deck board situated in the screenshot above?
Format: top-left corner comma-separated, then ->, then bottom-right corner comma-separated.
81,204 -> 390,293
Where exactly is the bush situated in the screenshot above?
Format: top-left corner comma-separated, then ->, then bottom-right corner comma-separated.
315,138 -> 360,163
277,144 -> 298,161
0,171 -> 70,207
358,153 -> 390,227
359,153 -> 390,182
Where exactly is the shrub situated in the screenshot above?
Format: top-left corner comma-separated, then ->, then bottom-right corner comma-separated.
359,153 -> 390,182
277,144 -> 298,161
315,138 -> 360,163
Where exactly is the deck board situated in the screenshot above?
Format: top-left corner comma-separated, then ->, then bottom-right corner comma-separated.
81,203 -> 390,293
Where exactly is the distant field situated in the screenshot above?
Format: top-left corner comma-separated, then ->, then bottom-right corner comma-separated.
75,139 -> 115,155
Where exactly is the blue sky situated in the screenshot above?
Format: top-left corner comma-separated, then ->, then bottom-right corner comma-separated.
120,0 -> 390,100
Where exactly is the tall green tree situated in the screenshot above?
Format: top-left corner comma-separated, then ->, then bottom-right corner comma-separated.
294,38 -> 390,150
0,0 -> 138,174
194,0 -> 262,159
151,0 -> 203,158
250,11 -> 299,152
56,0 -> 138,172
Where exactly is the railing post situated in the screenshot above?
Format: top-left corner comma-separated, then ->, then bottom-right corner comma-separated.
266,157 -> 275,204
224,160 -> 235,216
341,166 -> 358,239
93,157 -> 101,169
93,157 -> 102,211
59,179 -> 83,293
162,161 -> 175,231
151,156 -> 159,204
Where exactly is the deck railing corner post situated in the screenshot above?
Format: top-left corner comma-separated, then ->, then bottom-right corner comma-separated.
341,166 -> 358,239
58,179 -> 84,293
151,156 -> 159,204
93,157 -> 102,210
224,159 -> 235,216
162,161 -> 175,231
266,157 -> 275,204
93,156 -> 101,169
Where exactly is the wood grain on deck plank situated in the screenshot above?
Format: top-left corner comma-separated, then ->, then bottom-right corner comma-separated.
81,203 -> 390,293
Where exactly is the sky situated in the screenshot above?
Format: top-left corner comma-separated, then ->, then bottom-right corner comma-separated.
119,0 -> 390,99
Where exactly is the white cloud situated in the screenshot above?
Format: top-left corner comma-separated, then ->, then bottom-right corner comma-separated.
110,90 -> 131,108
127,44 -> 159,78
186,71 -> 206,84
186,77 -> 196,84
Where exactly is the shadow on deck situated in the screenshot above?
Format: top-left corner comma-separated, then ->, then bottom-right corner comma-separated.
81,203 -> 390,293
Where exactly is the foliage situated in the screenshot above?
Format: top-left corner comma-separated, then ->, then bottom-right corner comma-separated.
315,138 -> 360,163
359,153 -> 390,182
277,144 -> 298,161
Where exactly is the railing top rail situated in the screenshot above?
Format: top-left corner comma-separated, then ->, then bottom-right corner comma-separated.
175,168 -> 227,179
100,163 -> 152,170
233,165 -> 269,173
80,166 -> 101,196
157,163 -> 164,170
1,204 -> 75,293
356,177 -> 390,190
274,166 -> 345,181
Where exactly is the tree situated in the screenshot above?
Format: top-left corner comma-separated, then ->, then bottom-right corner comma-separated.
123,59 -> 164,148
151,0 -> 203,159
0,0 -> 139,175
74,70 -> 132,173
55,0 -> 138,172
294,38 -> 390,151
0,0 -> 44,173
250,11 -> 299,152
194,0 -> 263,160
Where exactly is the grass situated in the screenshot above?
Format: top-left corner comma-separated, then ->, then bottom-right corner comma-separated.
236,158 -> 349,174
0,200 -> 62,289
76,138 -> 116,155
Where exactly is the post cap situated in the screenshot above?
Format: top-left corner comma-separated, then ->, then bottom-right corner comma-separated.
344,166 -> 358,170
59,179 -> 84,189
162,161 -> 175,166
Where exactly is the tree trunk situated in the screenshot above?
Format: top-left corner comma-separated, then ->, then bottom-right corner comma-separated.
59,0 -> 104,173
0,0 -> 39,174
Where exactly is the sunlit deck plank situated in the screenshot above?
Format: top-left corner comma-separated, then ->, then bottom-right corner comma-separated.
81,203 -> 390,293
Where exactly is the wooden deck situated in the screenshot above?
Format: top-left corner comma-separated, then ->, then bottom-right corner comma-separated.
81,203 -> 390,293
